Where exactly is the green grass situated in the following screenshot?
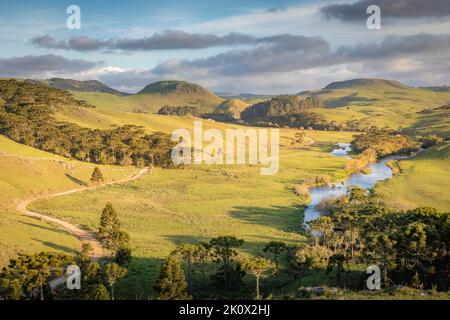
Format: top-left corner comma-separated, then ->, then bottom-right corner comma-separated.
300,81 -> 450,130
375,143 -> 450,211
0,135 -> 136,265
72,90 -> 223,114
29,129 -> 354,298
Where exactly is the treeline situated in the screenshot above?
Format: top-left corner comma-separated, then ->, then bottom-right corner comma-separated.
157,105 -> 200,117
303,187 -> 450,292
240,95 -> 318,121
238,95 -> 375,131
0,80 -> 174,167
350,130 -> 421,158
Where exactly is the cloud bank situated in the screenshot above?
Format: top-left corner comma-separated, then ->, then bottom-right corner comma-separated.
320,0 -> 450,22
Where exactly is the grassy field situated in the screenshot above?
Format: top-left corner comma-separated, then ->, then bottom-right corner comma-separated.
375,143 -> 450,211
300,80 -> 450,130
72,90 -> 223,114
1,80 -> 449,298
28,129 -> 354,298
0,135 -> 136,265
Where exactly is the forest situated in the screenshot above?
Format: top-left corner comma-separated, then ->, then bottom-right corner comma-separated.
0,80 -> 175,167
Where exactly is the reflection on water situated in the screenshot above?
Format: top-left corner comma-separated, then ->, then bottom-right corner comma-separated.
304,143 -> 407,224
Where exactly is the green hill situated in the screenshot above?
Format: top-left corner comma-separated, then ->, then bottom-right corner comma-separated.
375,143 -> 450,211
71,80 -> 223,114
27,78 -> 126,96
298,78 -> 450,131
211,99 -> 249,120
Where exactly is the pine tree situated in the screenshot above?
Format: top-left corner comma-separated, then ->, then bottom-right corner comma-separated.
98,203 -> 121,250
242,257 -> 275,299
154,256 -> 189,300
104,263 -> 127,300
210,236 -> 244,291
93,283 -> 110,300
115,246 -> 132,267
90,167 -> 104,184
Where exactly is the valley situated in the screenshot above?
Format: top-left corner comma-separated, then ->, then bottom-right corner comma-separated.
0,77 -> 448,299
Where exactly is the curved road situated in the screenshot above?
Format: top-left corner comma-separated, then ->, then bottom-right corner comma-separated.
16,167 -> 149,259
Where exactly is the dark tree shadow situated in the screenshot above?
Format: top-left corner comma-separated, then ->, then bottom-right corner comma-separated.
65,173 -> 88,186
230,205 -> 304,233
31,238 -> 78,254
20,221 -> 73,236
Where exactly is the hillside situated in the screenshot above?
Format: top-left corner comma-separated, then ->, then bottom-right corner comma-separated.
210,99 -> 249,120
323,78 -> 409,90
0,134 -> 135,265
72,80 -> 223,114
28,78 -> 126,96
375,143 -> 450,211
297,78 -> 450,131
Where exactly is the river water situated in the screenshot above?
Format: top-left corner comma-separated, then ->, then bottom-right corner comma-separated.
303,143 -> 407,224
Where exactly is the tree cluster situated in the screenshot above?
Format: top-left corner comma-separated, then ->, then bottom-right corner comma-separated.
0,80 -> 175,167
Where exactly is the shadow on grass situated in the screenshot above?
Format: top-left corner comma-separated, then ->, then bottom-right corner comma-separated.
19,221 -> 74,237
230,205 -> 304,233
31,238 -> 78,254
65,173 -> 88,186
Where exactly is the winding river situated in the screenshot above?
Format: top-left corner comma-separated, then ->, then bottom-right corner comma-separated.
304,143 -> 408,224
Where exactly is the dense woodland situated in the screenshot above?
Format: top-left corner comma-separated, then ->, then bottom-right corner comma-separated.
0,80 -> 175,167
157,105 -> 200,117
351,131 -> 422,158
239,95 -> 370,131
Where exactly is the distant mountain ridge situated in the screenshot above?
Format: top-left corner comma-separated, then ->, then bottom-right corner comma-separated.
27,78 -> 127,96
138,80 -> 211,95
323,78 -> 409,90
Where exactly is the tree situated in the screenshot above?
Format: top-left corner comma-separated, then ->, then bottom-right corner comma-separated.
210,236 -> 244,291
103,263 -> 127,300
154,256 -> 189,300
326,254 -> 347,287
90,167 -> 104,184
176,244 -> 199,296
98,202 -> 129,250
309,216 -> 334,248
242,257 -> 275,299
348,186 -> 367,203
293,244 -> 331,277
263,241 -> 287,274
93,283 -> 110,300
115,246 -> 132,267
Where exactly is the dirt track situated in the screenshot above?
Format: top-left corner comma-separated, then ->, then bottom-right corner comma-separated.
16,167 -> 149,259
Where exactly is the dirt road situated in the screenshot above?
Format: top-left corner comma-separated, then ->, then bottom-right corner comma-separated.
16,167 -> 149,259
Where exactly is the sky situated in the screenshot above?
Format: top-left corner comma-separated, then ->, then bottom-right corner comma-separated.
0,0 -> 449,94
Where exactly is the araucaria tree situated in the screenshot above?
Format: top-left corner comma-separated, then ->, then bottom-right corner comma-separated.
98,202 -> 130,251
263,241 -> 287,274
210,236 -> 244,291
242,257 -> 275,300
154,256 -> 189,300
90,167 -> 104,184
104,263 -> 127,300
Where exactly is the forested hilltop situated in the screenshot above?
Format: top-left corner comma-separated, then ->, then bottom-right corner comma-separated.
0,80 -> 174,166
239,95 -> 362,130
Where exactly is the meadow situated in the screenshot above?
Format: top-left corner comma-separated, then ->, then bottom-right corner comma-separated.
0,135 -> 135,265
1,78 -> 449,299
28,129 -> 355,297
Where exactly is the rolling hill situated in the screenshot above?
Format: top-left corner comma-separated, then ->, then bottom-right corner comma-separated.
297,78 -> 450,131
27,78 -> 127,96
71,80 -> 223,114
210,99 -> 249,120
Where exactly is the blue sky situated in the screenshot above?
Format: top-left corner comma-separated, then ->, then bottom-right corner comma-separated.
1,0 -> 449,93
